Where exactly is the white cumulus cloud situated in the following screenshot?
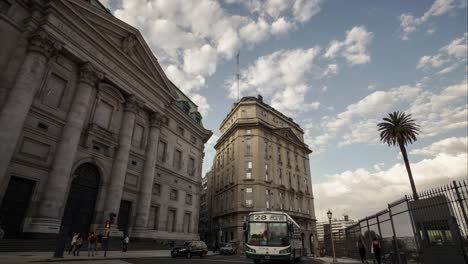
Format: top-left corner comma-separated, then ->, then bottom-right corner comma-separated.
227,47 -> 321,116
417,33 -> 467,72
313,152 -> 467,220
398,0 -> 463,40
324,26 -> 373,65
411,137 -> 468,156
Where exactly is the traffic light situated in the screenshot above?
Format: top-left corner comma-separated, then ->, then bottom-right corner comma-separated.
105,220 -> 111,229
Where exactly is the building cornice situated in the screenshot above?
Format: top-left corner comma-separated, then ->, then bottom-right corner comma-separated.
220,96 -> 303,132
214,118 -> 312,153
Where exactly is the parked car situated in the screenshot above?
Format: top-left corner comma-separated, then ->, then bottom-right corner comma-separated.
171,240 -> 208,258
219,242 -> 238,255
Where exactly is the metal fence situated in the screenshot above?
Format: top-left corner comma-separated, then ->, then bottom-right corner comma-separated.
323,180 -> 468,264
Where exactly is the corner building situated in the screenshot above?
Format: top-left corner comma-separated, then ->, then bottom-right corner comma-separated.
211,95 -> 318,255
0,0 -> 211,243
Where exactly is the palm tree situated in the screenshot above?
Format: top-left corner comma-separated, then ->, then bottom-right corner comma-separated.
377,111 -> 421,200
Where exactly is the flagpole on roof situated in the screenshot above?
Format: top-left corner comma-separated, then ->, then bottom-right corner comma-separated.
236,51 -> 240,102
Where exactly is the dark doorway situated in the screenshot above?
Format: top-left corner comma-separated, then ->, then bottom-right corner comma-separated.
309,234 -> 315,255
118,200 -> 131,232
62,163 -> 99,237
0,177 -> 35,238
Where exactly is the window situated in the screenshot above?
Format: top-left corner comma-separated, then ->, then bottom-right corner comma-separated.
173,149 -> 182,170
186,193 -> 193,205
149,206 -> 159,230
278,168 -> 283,184
170,189 -> 178,201
246,188 -> 253,193
153,183 -> 161,196
190,135 -> 197,145
230,165 -> 234,183
295,154 -> 299,170
246,138 -> 251,155
246,199 -> 253,207
157,141 -> 167,162
246,129 -> 251,135
187,157 -> 196,176
42,73 -> 66,108
132,123 -> 144,148
167,208 -> 177,232
264,140 -> 269,159
266,189 -> 270,195
94,100 -> 113,129
231,143 -> 235,160
266,200 -> 270,209
277,146 -> 282,164
424,220 -> 454,246
265,164 -> 269,181
286,151 -> 291,166
177,126 -> 185,136
246,161 -> 252,179
280,203 -> 284,210
183,212 -> 192,233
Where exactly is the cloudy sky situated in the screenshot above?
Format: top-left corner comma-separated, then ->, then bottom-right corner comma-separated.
101,0 -> 468,221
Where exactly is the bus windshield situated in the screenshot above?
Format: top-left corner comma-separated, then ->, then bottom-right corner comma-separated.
248,222 -> 289,246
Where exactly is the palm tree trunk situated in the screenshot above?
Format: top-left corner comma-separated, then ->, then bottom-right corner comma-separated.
399,141 -> 419,200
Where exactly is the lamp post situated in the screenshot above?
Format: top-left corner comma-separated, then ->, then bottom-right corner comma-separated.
327,210 -> 337,263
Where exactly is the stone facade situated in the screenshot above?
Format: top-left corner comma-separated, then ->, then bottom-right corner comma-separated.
205,95 -> 319,255
0,0 -> 211,242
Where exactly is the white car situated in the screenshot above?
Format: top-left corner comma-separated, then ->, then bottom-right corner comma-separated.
219,243 -> 237,255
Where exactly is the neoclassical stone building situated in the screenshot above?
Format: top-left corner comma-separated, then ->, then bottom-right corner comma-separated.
0,0 -> 211,242
207,95 -> 318,255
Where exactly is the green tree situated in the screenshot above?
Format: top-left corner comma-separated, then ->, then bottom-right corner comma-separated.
378,111 -> 421,200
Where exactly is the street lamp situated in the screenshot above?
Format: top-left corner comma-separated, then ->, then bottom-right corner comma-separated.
327,209 -> 337,263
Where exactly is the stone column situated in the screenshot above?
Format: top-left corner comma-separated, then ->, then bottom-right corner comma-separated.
103,95 -> 137,226
28,62 -> 103,233
133,112 -> 163,231
0,30 -> 61,187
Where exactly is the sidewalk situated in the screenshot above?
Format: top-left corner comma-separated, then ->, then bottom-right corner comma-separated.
0,250 -> 215,263
313,256 -> 362,264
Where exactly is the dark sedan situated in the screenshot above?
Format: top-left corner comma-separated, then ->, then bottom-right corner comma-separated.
171,240 -> 208,258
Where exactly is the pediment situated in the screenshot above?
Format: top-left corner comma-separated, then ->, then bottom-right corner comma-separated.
273,128 -> 305,146
62,0 -> 177,98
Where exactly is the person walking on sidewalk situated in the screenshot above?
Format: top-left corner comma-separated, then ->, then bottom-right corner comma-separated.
357,237 -> 369,264
73,233 -> 83,256
87,231 -> 96,257
372,237 -> 382,264
68,232 -> 79,255
122,234 -> 129,252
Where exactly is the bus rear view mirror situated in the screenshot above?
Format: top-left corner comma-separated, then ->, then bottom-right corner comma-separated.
243,222 -> 247,231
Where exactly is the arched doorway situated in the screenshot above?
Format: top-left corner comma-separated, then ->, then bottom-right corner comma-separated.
62,163 -> 100,236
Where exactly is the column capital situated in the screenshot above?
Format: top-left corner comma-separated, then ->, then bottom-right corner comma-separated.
149,111 -> 164,128
28,29 -> 63,58
124,95 -> 139,113
79,62 -> 103,86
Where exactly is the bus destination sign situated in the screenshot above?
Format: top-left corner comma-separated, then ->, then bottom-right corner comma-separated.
250,214 -> 286,222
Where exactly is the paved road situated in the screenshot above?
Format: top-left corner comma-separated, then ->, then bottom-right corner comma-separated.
125,255 -> 322,264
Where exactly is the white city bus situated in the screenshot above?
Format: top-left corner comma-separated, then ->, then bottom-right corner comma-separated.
243,211 -> 302,263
